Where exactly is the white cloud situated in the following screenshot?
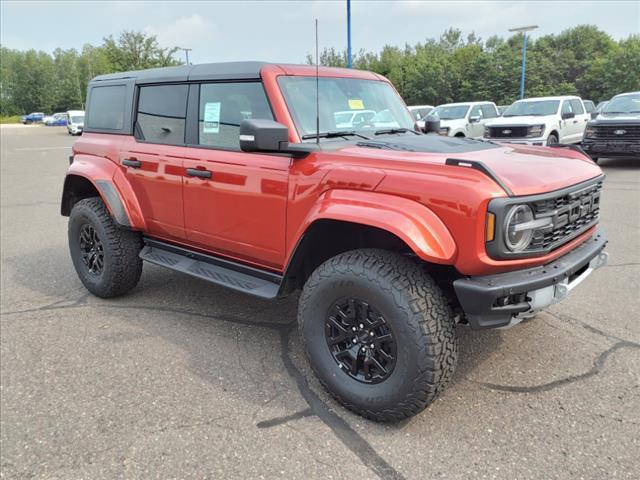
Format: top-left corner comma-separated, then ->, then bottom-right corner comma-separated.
144,14 -> 216,51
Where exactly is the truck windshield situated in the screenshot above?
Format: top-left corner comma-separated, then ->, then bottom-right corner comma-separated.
71,116 -> 84,124
503,100 -> 559,117
602,93 -> 640,114
430,105 -> 469,120
278,76 -> 414,140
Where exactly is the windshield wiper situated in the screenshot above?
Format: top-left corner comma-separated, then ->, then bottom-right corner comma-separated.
374,128 -> 420,136
301,130 -> 371,140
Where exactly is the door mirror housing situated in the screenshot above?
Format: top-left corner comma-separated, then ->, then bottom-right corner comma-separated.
239,119 -> 316,157
561,111 -> 575,120
423,115 -> 441,133
469,115 -> 481,123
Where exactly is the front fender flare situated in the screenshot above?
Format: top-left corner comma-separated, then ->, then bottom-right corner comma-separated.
293,189 -> 457,264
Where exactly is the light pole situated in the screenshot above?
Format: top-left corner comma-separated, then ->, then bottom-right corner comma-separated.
177,47 -> 192,65
508,25 -> 538,99
347,0 -> 352,68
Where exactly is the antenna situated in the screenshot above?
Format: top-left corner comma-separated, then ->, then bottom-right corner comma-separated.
315,19 -> 320,144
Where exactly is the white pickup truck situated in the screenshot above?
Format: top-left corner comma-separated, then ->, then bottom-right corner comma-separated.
484,96 -> 590,146
430,101 -> 499,139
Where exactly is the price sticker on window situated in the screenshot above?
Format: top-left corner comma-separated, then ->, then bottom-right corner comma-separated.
203,102 -> 221,133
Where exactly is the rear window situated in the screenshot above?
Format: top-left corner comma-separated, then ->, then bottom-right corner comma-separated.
136,84 -> 188,145
86,85 -> 127,130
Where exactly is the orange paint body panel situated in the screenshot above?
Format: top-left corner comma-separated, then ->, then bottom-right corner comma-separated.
68,63 -> 605,278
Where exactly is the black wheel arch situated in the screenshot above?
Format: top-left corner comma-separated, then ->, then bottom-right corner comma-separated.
61,175 -> 130,228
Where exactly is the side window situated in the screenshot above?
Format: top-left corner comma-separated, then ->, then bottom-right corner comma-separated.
198,82 -> 273,149
561,101 -> 573,115
584,101 -> 595,113
86,85 -> 126,130
570,99 -> 585,115
470,105 -> 483,118
480,104 -> 498,119
136,84 -> 188,145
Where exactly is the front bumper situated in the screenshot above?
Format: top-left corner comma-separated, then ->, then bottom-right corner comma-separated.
582,140 -> 640,158
453,229 -> 608,329
487,137 -> 546,146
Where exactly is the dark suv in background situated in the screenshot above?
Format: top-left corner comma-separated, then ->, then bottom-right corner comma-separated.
582,91 -> 640,162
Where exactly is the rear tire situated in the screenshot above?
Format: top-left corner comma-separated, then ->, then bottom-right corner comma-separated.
68,197 -> 142,298
298,249 -> 458,422
546,133 -> 558,146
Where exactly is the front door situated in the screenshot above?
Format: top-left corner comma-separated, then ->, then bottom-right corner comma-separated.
182,81 -> 289,270
120,83 -> 190,241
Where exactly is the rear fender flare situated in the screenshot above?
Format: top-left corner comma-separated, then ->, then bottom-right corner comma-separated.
63,154 -> 146,230
290,189 -> 457,264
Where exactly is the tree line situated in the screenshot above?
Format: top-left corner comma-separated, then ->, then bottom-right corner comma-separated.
0,31 -> 181,116
308,25 -> 640,106
1,25 -> 638,116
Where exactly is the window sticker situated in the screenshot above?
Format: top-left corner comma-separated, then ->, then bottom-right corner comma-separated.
203,102 -> 221,133
348,99 -> 365,110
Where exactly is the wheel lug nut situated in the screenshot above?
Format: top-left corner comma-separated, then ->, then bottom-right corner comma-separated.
359,323 -> 364,329
370,343 -> 374,349
352,338 -> 357,344
369,332 -> 374,336
352,327 -> 357,332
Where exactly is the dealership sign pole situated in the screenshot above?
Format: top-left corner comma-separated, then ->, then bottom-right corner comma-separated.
347,0 -> 352,68
509,25 -> 538,99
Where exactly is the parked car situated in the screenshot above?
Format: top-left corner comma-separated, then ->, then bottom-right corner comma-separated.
334,110 -> 376,129
21,112 -> 45,124
44,112 -> 68,126
66,110 -> 85,135
582,91 -> 640,162
583,100 -> 596,118
594,101 -> 609,118
408,105 -> 434,130
62,62 -> 608,422
429,101 -> 499,138
484,96 -> 589,145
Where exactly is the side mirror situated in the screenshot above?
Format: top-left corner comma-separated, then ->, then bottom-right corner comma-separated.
561,112 -> 575,120
469,115 -> 481,123
423,115 -> 441,134
239,119 -> 317,158
240,119 -> 289,152
590,112 -> 598,120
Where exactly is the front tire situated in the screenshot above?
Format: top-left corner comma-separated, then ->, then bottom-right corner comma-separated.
68,197 -> 143,298
298,249 -> 458,421
547,133 -> 559,146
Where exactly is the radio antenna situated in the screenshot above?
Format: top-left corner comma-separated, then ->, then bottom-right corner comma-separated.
315,19 -> 320,144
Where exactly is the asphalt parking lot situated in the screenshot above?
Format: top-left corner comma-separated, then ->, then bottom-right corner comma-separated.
1,125 -> 639,479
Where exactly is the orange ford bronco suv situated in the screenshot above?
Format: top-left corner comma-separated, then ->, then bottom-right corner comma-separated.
62,62 -> 608,421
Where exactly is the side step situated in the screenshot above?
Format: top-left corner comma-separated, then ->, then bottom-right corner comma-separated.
139,239 -> 282,299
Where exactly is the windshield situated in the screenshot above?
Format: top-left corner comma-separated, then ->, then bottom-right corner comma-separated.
278,76 -> 414,139
503,100 -> 559,117
430,105 -> 469,120
71,116 -> 84,123
603,94 -> 640,114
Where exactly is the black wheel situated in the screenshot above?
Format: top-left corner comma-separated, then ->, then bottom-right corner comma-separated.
298,249 -> 458,421
546,133 -> 558,146
68,197 -> 142,298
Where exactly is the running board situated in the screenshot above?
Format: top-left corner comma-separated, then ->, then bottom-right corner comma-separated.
139,239 -> 282,299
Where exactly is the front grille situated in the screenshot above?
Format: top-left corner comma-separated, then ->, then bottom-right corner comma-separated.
527,180 -> 602,251
589,125 -> 640,141
488,126 -> 529,138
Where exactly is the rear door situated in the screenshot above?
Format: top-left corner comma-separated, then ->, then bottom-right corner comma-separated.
571,99 -> 589,141
181,81 -> 289,270
467,105 -> 484,138
120,83 -> 189,241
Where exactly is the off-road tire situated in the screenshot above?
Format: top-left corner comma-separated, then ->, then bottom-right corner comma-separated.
68,197 -> 142,298
298,249 -> 458,421
547,133 -> 559,146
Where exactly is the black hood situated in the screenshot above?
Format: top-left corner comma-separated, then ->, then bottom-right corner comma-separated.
355,133 -> 499,154
590,113 -> 640,125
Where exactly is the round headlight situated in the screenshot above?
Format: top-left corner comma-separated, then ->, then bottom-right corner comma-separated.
504,204 -> 534,252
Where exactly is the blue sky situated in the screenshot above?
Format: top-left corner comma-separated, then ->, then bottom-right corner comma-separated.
1,1 -> 639,63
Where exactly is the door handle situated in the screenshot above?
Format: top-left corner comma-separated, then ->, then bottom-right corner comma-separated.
122,158 -> 141,168
186,168 -> 212,179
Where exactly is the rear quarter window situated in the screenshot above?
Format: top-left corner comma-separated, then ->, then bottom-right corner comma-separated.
86,85 -> 127,130
136,84 -> 188,145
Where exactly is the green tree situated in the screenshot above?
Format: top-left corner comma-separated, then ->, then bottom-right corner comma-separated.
102,31 -> 181,71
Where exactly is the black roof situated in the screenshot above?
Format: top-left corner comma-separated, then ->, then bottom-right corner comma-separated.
91,61 -> 269,84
